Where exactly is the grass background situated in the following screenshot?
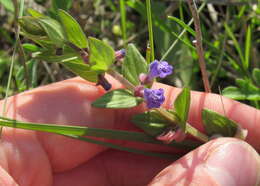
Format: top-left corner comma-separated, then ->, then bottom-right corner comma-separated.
0,0 -> 259,108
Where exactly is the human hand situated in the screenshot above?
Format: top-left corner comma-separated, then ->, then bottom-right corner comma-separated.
0,76 -> 259,186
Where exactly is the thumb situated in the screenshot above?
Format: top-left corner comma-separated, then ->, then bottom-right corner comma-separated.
149,138 -> 260,186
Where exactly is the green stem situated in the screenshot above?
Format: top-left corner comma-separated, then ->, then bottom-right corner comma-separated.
1,0 -> 26,136
146,0 -> 154,62
119,0 -> 127,48
0,117 -> 199,150
66,135 -> 180,159
155,108 -> 209,143
107,68 -> 135,91
107,68 -> 209,143
187,0 -> 211,93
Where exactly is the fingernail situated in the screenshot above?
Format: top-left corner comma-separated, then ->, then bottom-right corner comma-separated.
206,141 -> 260,186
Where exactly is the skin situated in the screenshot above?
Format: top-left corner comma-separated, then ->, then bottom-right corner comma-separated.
0,76 -> 259,186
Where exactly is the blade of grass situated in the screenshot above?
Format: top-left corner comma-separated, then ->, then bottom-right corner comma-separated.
224,23 -> 245,68
2,0 -> 25,135
0,116 -> 199,150
168,16 -> 196,36
244,24 -> 251,70
119,0 -> 127,48
146,0 -> 154,63
31,60 -> 38,88
66,135 -> 180,159
161,2 -> 206,61
210,7 -> 230,87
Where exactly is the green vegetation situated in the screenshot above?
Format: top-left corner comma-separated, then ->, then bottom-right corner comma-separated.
0,0 -> 258,108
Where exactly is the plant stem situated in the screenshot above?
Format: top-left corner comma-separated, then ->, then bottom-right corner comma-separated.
187,0 -> 211,93
13,0 -> 29,89
1,0 -> 26,136
146,0 -> 154,63
155,108 -> 209,143
119,0 -> 127,48
107,68 -> 135,91
107,69 -> 209,143
0,116 -> 199,150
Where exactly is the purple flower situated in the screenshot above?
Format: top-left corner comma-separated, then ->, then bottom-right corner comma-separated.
115,49 -> 126,60
144,88 -> 165,109
148,60 -> 173,79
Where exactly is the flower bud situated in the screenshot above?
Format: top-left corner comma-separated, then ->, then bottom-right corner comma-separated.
97,74 -> 112,91
115,49 -> 126,61
138,73 -> 153,85
156,128 -> 186,144
19,17 -> 46,36
134,85 -> 144,97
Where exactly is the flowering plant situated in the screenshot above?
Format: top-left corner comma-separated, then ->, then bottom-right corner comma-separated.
0,8 -> 248,158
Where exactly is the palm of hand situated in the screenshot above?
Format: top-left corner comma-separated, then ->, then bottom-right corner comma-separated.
0,77 -> 259,186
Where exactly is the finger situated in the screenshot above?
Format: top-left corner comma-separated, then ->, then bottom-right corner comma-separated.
154,82 -> 260,150
0,76 -> 175,173
0,166 -> 18,186
0,76 -> 259,174
149,138 -> 260,186
53,150 -> 172,186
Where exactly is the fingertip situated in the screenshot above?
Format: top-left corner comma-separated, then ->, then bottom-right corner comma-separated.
149,138 -> 260,186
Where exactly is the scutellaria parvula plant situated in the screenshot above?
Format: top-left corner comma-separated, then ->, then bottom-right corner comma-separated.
0,8 -> 248,158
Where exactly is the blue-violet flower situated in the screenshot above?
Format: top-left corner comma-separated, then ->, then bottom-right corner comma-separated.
115,49 -> 126,61
144,88 -> 165,109
149,60 -> 173,79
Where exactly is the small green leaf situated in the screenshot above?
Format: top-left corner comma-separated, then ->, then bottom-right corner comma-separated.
88,37 -> 115,72
62,60 -> 98,82
37,17 -> 65,47
202,109 -> 238,137
253,68 -> 260,86
132,111 -> 170,136
168,16 -> 196,37
173,87 -> 191,131
122,44 -> 148,85
27,8 -> 45,18
223,79 -> 260,101
22,43 -> 40,52
222,86 -> 246,100
58,9 -> 88,48
36,51 -> 78,63
36,50 -> 98,82
92,89 -> 143,108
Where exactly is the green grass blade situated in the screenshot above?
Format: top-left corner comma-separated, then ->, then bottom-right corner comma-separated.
0,117 -> 199,150
66,135 -> 180,159
244,24 -> 251,70
170,31 -> 196,50
146,0 -> 154,63
119,0 -> 127,48
1,0 -> 25,135
168,16 -> 196,37
161,2 -> 206,61
224,23 -> 245,68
